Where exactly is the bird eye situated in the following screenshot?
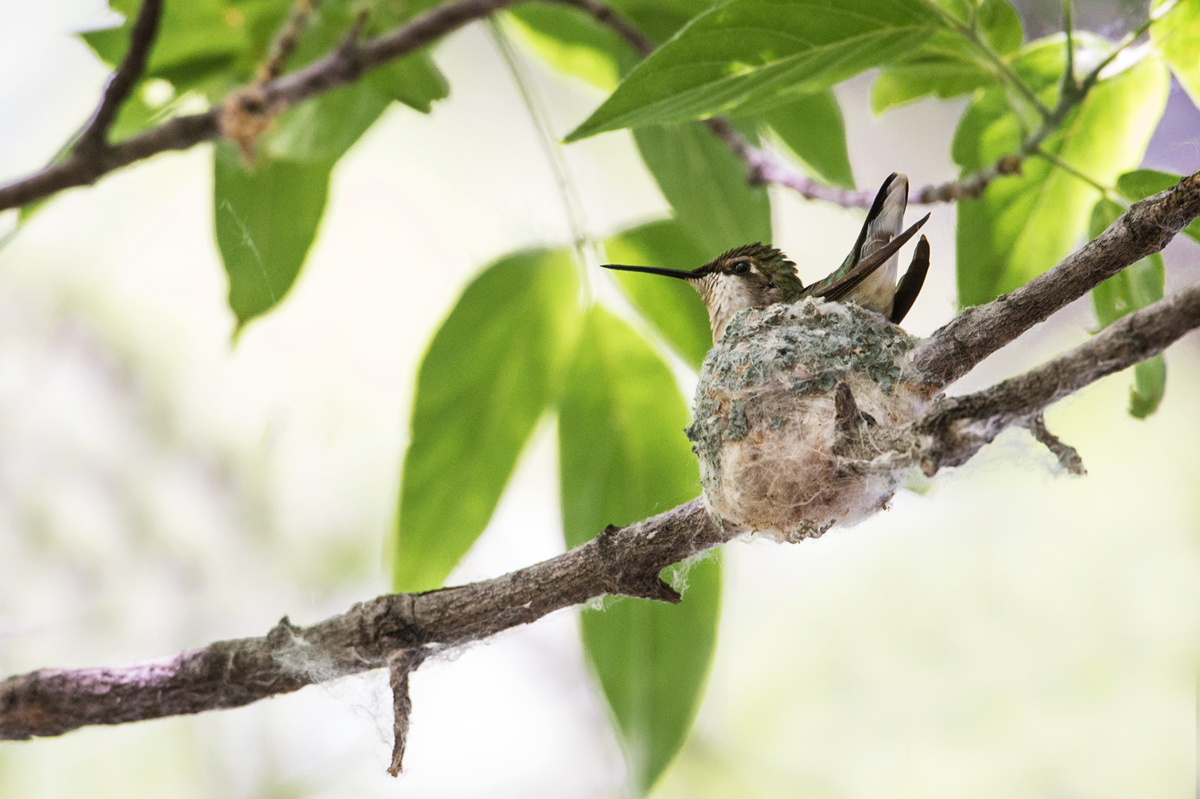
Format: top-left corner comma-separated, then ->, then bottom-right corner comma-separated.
732,261 -> 751,275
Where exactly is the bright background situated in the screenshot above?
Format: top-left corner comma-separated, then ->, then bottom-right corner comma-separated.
0,1 -> 1197,796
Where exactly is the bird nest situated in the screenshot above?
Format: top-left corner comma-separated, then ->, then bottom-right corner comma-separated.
686,297 -> 933,541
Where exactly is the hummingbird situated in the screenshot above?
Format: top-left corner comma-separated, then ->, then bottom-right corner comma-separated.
603,173 -> 931,341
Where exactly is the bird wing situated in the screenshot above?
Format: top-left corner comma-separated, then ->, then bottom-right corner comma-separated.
809,214 -> 930,304
888,235 -> 930,325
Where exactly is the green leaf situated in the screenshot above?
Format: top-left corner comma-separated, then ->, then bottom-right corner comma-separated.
505,4 -> 640,92
213,144 -> 332,330
81,0 -> 249,84
581,557 -> 720,796
565,0 -> 943,141
604,220 -> 713,369
558,307 -> 718,796
606,0 -> 720,43
872,0 -> 1022,112
1129,357 -> 1167,418
953,37 -> 1170,307
872,0 -> 1021,113
1089,199 -> 1166,418
1152,0 -> 1200,107
1116,169 -> 1200,245
633,122 -> 771,256
872,58 -> 994,112
371,53 -> 450,114
760,90 -> 855,188
976,0 -> 1023,55
935,0 -> 1021,50
266,81 -> 391,163
394,250 -> 580,592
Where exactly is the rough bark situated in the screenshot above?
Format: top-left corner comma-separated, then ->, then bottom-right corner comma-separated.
1,500 -> 723,740
910,170 -> 1200,387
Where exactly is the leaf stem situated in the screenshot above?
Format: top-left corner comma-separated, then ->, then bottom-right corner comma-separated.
1060,0 -> 1077,96
1033,147 -> 1116,200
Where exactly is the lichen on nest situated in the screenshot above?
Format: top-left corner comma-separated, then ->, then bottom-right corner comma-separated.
686,297 -> 930,541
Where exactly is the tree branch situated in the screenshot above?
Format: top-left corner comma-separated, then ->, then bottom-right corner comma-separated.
4,0 -> 1200,763
6,166 -> 1200,745
10,246 -> 1200,742
909,169 -> 1200,388
0,0 -> 1153,214
0,0 -> 531,212
916,277 -> 1200,473
0,500 -> 725,741
75,0 -> 164,154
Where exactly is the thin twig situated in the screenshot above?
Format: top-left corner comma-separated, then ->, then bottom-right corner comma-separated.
703,117 -> 879,209
257,0 -> 320,84
1060,0 -> 1078,99
1033,147 -> 1116,198
1024,414 -> 1086,475
76,0 -> 164,153
387,648 -> 429,776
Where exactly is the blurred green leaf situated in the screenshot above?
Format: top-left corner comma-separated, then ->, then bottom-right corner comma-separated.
1116,169 -> 1200,244
565,0 -> 942,141
1089,199 -> 1166,418
214,144 -> 332,330
505,4 -> 640,92
1151,0 -> 1200,107
558,307 -> 717,796
604,220 -> 713,368
371,53 -> 450,114
976,0 -> 1023,55
633,122 -> 771,256
81,0 -> 249,86
760,90 -> 855,189
266,81 -> 391,163
930,0 -> 1022,53
953,37 -> 1169,307
394,250 -> 580,592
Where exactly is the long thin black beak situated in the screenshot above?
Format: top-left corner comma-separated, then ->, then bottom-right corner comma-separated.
601,263 -> 697,280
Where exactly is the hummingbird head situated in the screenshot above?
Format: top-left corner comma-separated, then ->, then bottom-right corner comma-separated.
603,242 -> 803,342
